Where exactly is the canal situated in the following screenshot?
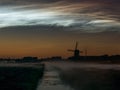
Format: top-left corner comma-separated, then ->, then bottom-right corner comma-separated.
37,63 -> 73,90
37,62 -> 120,90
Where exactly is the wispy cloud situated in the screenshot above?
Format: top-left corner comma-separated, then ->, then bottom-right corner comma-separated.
0,0 -> 120,33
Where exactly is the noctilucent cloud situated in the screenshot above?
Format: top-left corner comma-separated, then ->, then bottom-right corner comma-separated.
0,0 -> 120,33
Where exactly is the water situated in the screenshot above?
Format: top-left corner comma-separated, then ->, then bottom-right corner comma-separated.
36,63 -> 73,90
37,62 -> 120,90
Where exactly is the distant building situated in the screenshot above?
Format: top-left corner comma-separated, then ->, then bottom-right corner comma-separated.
23,57 -> 38,60
51,56 -> 62,60
16,57 -> 40,63
22,57 -> 38,62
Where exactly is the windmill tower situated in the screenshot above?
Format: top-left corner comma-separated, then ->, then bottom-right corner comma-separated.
68,42 -> 82,59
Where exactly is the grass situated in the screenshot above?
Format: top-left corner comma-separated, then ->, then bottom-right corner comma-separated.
0,65 -> 44,90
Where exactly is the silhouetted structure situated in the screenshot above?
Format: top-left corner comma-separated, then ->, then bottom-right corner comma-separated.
68,42 -> 82,60
51,56 -> 62,60
16,57 -> 41,63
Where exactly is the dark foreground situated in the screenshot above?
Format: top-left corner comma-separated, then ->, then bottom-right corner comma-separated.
0,64 -> 44,90
0,62 -> 120,90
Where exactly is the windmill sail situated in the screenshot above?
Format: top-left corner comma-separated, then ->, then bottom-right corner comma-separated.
75,42 -> 78,50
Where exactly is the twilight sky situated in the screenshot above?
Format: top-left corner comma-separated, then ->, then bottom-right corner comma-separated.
0,0 -> 120,58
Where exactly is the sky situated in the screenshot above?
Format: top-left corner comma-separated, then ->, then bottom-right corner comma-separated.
0,0 -> 120,58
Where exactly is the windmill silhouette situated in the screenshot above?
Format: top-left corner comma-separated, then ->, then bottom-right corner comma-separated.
68,42 -> 82,59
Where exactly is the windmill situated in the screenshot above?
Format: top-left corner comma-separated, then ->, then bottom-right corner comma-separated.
68,42 -> 82,58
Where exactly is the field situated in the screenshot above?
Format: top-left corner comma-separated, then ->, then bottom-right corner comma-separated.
0,64 -> 44,90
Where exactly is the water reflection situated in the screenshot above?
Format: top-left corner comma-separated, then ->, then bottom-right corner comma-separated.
37,64 -> 73,90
